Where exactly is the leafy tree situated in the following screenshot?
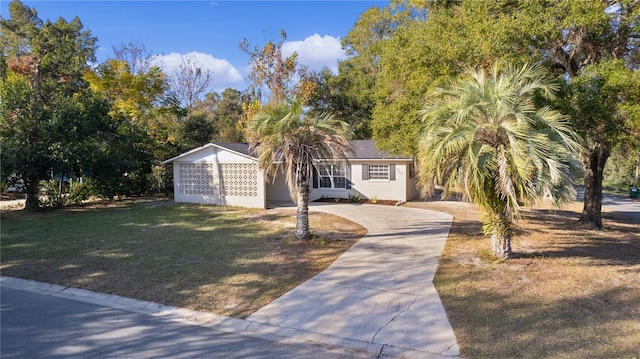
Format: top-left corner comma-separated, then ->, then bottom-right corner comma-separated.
239,30 -> 302,105
191,88 -> 249,143
372,0 -> 536,155
1,0 -> 99,210
560,60 -> 640,226
535,0 -> 640,227
84,58 -> 170,197
359,0 -> 639,228
307,3 -> 414,140
178,113 -> 215,151
416,63 -> 581,259
84,59 -> 168,123
248,97 -> 352,240
306,67 -> 374,139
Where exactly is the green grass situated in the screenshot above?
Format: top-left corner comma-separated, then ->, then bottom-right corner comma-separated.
1,199 -> 358,318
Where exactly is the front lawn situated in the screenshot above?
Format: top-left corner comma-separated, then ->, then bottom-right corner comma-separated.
409,201 -> 640,358
0,198 -> 364,318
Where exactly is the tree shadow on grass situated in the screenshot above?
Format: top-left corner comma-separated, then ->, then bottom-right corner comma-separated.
0,201 -> 356,319
515,209 -> 640,265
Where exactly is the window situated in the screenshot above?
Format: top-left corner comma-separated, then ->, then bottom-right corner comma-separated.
317,164 -> 346,189
362,164 -> 395,181
368,165 -> 389,180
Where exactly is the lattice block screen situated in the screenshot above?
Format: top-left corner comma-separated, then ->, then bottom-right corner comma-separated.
178,163 -> 217,195
220,163 -> 258,197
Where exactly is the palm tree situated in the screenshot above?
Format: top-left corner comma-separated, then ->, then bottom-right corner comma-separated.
416,63 -> 582,259
249,97 -> 352,240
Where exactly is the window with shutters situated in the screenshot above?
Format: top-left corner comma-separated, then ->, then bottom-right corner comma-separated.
368,165 -> 389,180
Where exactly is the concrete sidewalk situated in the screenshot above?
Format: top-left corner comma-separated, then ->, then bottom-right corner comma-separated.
249,203 -> 460,358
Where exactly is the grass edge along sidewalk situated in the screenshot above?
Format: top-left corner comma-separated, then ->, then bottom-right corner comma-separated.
0,199 -> 365,319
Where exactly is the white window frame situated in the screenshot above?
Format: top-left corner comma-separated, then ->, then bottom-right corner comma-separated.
317,164 -> 347,189
368,164 -> 389,180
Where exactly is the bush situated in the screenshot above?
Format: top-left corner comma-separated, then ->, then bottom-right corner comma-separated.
39,178 -> 97,208
66,179 -> 96,205
39,180 -> 65,208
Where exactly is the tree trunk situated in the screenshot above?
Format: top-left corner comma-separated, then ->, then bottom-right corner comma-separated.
24,61 -> 42,212
295,180 -> 311,240
578,145 -> 610,228
24,171 -> 40,211
490,232 -> 512,259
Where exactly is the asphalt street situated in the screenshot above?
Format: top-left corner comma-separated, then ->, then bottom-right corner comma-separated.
0,286 -> 370,359
602,193 -> 640,221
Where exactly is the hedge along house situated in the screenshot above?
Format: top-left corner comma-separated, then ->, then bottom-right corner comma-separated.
163,140 -> 419,209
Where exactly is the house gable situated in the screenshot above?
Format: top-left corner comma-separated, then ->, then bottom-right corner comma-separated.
164,143 -> 266,208
163,143 -> 256,164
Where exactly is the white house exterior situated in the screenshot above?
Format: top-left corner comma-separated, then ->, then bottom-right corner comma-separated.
163,143 -> 267,208
163,140 -> 419,208
310,140 -> 418,202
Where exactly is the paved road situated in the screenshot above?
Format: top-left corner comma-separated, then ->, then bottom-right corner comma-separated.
1,281 -> 372,359
602,193 -> 640,221
575,188 -> 640,221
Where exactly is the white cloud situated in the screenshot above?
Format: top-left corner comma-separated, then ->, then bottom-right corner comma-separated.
282,34 -> 346,73
151,51 -> 244,91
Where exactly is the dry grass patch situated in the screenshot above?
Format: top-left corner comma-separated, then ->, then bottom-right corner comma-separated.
407,200 -> 640,359
1,199 -> 365,319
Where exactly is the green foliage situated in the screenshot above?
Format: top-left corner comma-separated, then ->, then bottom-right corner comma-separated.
416,63 -> 581,257
369,0 -> 538,155
1,0 -> 100,210
306,4 -> 413,140
305,68 -> 374,140
249,97 -> 353,240
179,113 -> 215,151
83,55 -> 174,198
190,88 -> 250,143
563,60 -> 640,151
604,146 -> 640,188
240,30 -> 303,105
66,179 -> 95,205
38,180 -> 65,208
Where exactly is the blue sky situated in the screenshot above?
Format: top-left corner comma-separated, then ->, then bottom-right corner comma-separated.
1,1 -> 388,92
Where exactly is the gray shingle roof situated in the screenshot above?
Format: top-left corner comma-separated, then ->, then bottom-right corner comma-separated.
165,140 -> 412,164
215,140 -> 412,160
349,140 -> 412,160
213,142 -> 253,157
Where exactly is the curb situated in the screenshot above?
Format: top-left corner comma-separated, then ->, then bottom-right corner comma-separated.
1,276 -> 456,359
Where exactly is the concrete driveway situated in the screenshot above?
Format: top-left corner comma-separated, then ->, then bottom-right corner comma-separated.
249,203 -> 460,358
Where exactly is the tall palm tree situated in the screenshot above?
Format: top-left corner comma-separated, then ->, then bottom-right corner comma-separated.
416,63 -> 582,259
249,97 -> 352,240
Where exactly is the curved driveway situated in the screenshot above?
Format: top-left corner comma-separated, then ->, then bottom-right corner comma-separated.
249,203 -> 460,357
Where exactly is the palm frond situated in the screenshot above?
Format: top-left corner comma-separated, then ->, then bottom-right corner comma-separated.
416,62 -> 582,224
